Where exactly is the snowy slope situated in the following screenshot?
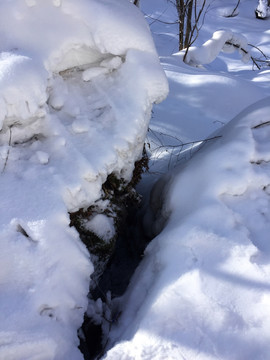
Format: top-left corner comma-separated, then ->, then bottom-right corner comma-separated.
143,0 -> 270,144
104,1 -> 270,359
106,98 -> 270,360
0,1 -> 168,359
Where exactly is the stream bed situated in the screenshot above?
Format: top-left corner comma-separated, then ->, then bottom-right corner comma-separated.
78,187 -> 153,359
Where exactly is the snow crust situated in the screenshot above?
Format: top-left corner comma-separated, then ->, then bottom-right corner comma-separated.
0,0 -> 168,359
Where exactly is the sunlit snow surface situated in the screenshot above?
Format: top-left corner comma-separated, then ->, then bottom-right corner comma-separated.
104,0 -> 270,359
106,98 -> 270,360
0,0 -> 168,359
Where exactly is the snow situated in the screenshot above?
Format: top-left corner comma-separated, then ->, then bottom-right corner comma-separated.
106,100 -> 270,360
256,0 -> 270,18
103,1 -> 270,359
0,0 -> 168,359
184,30 -> 251,66
84,214 -> 115,243
2,0 -> 270,359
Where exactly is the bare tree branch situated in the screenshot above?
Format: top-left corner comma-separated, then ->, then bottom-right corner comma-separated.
2,126 -> 13,174
225,0 -> 241,17
147,127 -> 222,170
225,41 -> 260,69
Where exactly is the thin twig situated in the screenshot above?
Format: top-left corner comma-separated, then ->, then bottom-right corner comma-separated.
248,43 -> 270,68
153,135 -> 221,150
225,41 -> 260,70
148,128 -> 222,170
248,43 -> 268,58
2,126 -> 13,173
252,121 -> 270,129
225,0 -> 241,17
145,14 -> 179,25
143,7 -> 178,26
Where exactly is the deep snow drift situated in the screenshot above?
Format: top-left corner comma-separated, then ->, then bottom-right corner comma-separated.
0,1 -> 168,359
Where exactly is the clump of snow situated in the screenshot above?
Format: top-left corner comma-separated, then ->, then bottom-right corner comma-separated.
0,53 -> 47,128
184,30 -> 250,66
35,150 -> 50,164
256,0 -> 270,18
84,214 -> 115,243
0,0 -> 168,358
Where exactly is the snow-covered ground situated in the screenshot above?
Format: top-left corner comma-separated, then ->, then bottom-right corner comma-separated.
0,1 -> 167,359
1,0 -> 270,359
104,1 -> 270,359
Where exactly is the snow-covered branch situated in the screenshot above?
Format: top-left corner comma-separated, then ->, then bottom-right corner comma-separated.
183,30 -> 251,66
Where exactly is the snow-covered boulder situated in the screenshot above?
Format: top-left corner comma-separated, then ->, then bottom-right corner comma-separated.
0,0 -> 168,359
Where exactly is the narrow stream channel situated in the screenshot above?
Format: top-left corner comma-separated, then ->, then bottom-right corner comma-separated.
78,186 -> 154,359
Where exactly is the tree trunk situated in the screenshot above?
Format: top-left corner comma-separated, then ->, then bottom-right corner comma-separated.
184,0 -> 193,49
178,0 -> 185,50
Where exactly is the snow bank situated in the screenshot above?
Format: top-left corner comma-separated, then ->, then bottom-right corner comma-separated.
105,98 -> 270,360
184,30 -> 250,66
0,0 -> 168,359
